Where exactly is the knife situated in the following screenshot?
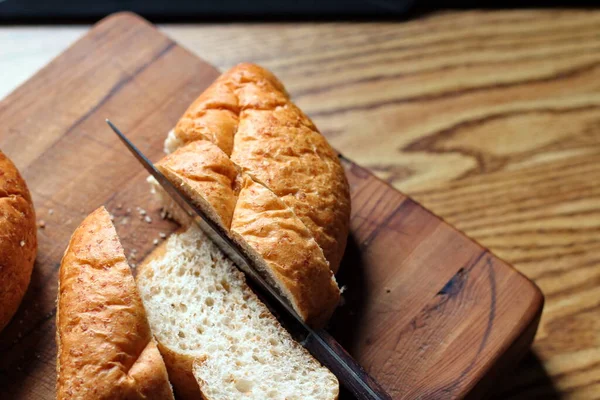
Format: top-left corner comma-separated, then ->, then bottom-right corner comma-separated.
107,119 -> 393,400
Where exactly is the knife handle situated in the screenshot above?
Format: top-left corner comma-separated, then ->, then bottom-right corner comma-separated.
304,329 -> 393,400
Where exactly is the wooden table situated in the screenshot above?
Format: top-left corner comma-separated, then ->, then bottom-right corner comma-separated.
1,9 -> 598,399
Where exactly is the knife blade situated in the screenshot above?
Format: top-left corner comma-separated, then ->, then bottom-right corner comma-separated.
106,119 -> 392,400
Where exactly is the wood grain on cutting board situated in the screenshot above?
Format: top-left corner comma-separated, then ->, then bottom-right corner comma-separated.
0,13 -> 542,399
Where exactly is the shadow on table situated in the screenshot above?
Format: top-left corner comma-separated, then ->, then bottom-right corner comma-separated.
328,233 -> 368,354
492,351 -> 560,400
328,233 -> 369,400
328,235 -> 559,400
0,258 -> 55,398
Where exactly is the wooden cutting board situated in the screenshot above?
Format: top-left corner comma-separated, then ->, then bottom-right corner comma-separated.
0,13 -> 543,399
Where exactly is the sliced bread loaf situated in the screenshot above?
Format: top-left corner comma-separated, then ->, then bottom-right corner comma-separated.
136,225 -> 339,400
0,150 -> 37,332
152,139 -> 340,327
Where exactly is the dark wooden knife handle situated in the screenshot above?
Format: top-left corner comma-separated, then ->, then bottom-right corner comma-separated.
305,329 -> 393,400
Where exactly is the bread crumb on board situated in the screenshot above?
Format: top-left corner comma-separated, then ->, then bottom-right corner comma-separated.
144,215 -> 152,224
38,220 -> 46,229
48,209 -> 54,215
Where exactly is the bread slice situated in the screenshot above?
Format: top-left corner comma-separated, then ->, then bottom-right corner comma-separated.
136,225 -> 339,400
56,207 -> 174,400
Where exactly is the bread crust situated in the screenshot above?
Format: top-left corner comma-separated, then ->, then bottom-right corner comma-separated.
156,141 -> 340,327
231,176 -> 339,327
0,150 -> 37,332
156,140 -> 239,229
232,103 -> 351,273
156,343 -> 202,400
171,63 -> 288,156
169,63 -> 350,274
56,207 -> 173,400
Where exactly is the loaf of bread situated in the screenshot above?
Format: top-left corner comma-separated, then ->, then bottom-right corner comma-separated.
136,225 -> 339,400
164,63 -> 351,275
153,63 -> 350,327
56,207 -> 174,399
0,150 -> 37,332
153,141 -> 339,327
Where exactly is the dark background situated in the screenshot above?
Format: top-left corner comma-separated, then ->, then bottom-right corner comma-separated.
0,0 -> 596,23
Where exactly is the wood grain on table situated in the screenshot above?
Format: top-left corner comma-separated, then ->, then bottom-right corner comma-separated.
0,9 -> 598,399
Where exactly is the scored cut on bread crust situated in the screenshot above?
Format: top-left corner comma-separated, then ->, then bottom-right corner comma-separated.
56,207 -> 174,400
136,225 -> 339,400
0,150 -> 37,332
231,176 -> 339,327
166,63 -> 288,156
165,63 -> 350,274
231,103 -> 350,274
156,140 -> 239,229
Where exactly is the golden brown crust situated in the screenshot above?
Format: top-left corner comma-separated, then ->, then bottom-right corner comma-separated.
138,228 -> 339,398
156,343 -> 202,400
173,63 -> 288,156
232,104 -> 350,273
56,207 -> 173,400
169,63 -> 350,274
128,339 -> 175,399
230,177 -> 339,327
174,109 -> 238,156
0,150 -> 36,332
156,140 -> 239,229
154,141 -> 341,326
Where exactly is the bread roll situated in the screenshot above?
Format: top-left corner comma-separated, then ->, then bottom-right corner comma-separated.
0,150 -> 36,332
164,63 -> 350,274
136,225 -> 339,400
56,207 -> 174,400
